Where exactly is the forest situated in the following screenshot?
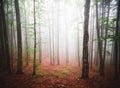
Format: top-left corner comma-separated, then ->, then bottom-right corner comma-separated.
0,0 -> 120,88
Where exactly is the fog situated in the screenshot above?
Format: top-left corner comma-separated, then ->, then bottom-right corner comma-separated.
18,0 -> 85,65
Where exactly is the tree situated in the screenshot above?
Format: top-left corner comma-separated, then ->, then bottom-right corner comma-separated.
10,0 -> 15,71
56,1 -> 60,65
64,4 -> 69,65
52,3 -> 55,65
89,7 -> 94,69
0,2 -> 6,69
33,0 -> 37,75
37,0 -> 43,64
48,10 -> 52,65
102,0 -> 110,76
114,0 -> 120,79
15,0 -> 23,74
1,0 -> 11,73
95,0 -> 104,76
81,0 -> 90,78
77,23 -> 80,66
24,0 -> 29,66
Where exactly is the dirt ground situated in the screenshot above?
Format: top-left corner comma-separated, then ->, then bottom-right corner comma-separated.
0,58 -> 120,88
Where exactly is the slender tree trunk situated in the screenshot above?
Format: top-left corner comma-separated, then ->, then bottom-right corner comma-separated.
52,4 -> 55,65
114,0 -> 120,79
65,28 -> 69,65
52,27 -> 55,65
1,0 -> 11,73
38,0 -> 42,64
38,26 -> 42,63
15,0 -> 23,74
33,0 -> 36,75
90,8 -> 94,69
24,0 -> 29,66
102,1 -> 110,74
0,6 -> 6,69
64,7 -> 69,65
96,2 -> 104,76
0,33 -> 1,67
116,0 -> 120,74
77,23 -> 80,66
81,0 -> 90,79
57,2 -> 60,65
10,0 -> 14,71
48,11 -> 52,65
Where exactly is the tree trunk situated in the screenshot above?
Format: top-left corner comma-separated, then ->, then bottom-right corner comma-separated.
38,26 -> 42,63
15,0 -> 23,74
33,0 -> 36,75
24,0 -> 29,66
57,2 -> 60,65
95,2 -> 104,76
64,6 -> 69,65
81,0 -> 90,79
77,23 -> 80,66
1,0 -> 11,73
114,0 -> 120,79
102,1 -> 110,75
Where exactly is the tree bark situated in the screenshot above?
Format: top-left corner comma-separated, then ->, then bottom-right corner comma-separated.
33,0 -> 36,75
1,0 -> 11,73
81,0 -> 90,79
96,1 -> 104,76
15,0 -> 23,74
24,0 -> 29,66
114,0 -> 120,79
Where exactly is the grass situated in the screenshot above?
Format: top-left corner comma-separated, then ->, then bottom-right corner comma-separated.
32,71 -> 45,78
92,66 -> 99,72
61,73 -> 67,78
51,72 -> 59,78
38,71 -> 45,77
71,70 -> 78,74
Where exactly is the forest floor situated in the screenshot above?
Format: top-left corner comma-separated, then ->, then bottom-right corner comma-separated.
0,58 -> 120,88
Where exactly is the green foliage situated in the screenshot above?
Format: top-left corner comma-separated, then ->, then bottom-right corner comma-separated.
95,0 -> 100,4
61,73 -> 67,79
61,70 -> 68,74
99,17 -> 119,42
99,17 -> 109,24
20,0 -> 24,4
28,48 -> 34,54
7,10 -> 13,14
100,36 -> 110,41
38,71 -> 45,77
51,73 -> 59,78
111,18 -> 117,22
101,35 -> 120,41
32,71 -> 45,78
106,50 -> 111,55
71,70 -> 78,74
92,0 -> 100,6
36,63 -> 42,67
6,19 -> 14,25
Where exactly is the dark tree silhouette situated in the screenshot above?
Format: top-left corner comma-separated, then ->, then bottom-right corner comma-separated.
15,0 -> 23,74
33,0 -> 37,75
81,0 -> 91,78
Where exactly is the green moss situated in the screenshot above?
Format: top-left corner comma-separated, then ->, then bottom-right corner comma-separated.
93,67 -> 99,72
38,71 -> 45,77
71,70 -> 78,74
51,73 -> 59,78
60,73 -> 67,79
61,70 -> 67,74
